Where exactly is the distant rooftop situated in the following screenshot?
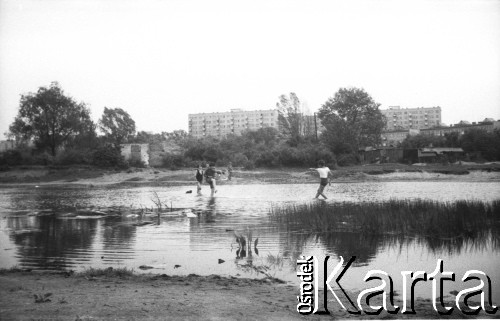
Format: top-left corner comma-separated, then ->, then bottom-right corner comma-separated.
382,106 -> 441,110
188,108 -> 277,116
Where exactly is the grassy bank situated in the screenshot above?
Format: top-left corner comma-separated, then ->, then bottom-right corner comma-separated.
269,199 -> 500,238
1,163 -> 500,186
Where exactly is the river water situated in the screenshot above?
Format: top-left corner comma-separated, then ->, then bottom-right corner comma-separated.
1,181 -> 499,300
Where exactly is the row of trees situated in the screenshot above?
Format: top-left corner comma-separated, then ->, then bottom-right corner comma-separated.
3,82 -> 389,168
400,130 -> 500,161
8,82 -> 137,156
275,88 -> 386,154
5,82 -> 497,168
179,128 -> 335,168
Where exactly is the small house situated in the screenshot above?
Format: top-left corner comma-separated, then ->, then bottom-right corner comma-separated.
120,144 -> 150,166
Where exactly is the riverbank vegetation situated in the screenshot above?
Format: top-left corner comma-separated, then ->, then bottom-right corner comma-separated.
269,199 -> 500,239
401,129 -> 500,161
1,162 -> 499,185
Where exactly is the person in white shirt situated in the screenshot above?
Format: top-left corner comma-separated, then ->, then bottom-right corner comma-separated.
309,160 -> 332,199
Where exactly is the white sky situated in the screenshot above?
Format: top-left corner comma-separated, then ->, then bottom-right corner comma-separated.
1,0 -> 499,137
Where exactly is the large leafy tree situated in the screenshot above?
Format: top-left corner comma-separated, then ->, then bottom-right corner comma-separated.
459,129 -> 500,161
276,92 -> 304,145
99,107 -> 136,146
276,93 -> 317,145
9,82 -> 93,156
318,87 -> 386,155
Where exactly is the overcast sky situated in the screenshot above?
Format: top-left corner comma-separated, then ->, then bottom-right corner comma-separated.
1,0 -> 499,138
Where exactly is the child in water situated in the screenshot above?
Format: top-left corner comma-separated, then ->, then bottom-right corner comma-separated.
195,164 -> 204,192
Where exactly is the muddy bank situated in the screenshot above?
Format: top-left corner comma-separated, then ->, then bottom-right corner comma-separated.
1,270 -> 495,320
1,163 -> 500,188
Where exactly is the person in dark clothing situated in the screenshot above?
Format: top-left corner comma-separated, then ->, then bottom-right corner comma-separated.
204,163 -> 218,196
227,162 -> 233,181
195,164 -> 204,192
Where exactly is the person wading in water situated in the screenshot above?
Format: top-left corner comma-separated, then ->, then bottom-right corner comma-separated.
195,164 -> 204,193
204,163 -> 219,197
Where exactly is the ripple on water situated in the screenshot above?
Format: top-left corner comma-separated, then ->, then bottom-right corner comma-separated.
1,182 -> 499,298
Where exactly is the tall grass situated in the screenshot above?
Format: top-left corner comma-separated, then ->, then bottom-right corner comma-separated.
76,267 -> 135,278
269,199 -> 500,239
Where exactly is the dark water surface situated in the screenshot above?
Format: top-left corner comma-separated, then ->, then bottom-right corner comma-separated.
1,181 -> 499,299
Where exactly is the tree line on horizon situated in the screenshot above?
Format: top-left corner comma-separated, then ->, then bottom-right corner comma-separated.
1,82 -> 499,169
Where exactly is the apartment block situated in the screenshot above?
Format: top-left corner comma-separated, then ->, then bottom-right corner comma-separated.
381,106 -> 442,130
188,109 -> 279,138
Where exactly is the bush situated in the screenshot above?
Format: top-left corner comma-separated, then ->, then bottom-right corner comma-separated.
215,159 -> 227,167
92,146 -> 128,168
255,150 -> 280,167
202,146 -> 223,163
185,159 -> 207,168
0,150 -> 22,166
0,147 -> 53,166
231,153 -> 249,167
161,154 -> 184,169
336,153 -> 358,166
244,159 -> 256,170
54,149 -> 91,165
19,151 -> 54,166
278,147 -> 307,166
129,158 -> 146,168
301,145 -> 336,167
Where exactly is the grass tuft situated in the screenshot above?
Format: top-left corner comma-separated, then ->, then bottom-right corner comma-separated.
76,267 -> 135,278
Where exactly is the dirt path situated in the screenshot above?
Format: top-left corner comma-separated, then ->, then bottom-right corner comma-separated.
1,271 -> 496,320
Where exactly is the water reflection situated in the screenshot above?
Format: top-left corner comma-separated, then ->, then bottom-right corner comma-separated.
206,196 -> 217,222
7,215 -> 99,269
3,187 -> 95,212
279,229 -> 500,270
0,183 -> 499,298
102,219 -> 137,251
284,228 -> 500,296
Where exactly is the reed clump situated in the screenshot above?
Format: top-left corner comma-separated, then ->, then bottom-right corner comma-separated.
76,267 -> 135,278
269,199 -> 500,238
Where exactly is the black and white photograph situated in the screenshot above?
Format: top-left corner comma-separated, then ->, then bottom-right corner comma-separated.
0,0 -> 499,319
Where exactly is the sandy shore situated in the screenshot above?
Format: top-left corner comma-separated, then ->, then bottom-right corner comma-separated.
1,163 -> 500,188
1,270 -> 496,320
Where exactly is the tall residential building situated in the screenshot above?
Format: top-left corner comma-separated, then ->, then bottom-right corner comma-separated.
381,106 -> 442,130
188,109 -> 279,138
